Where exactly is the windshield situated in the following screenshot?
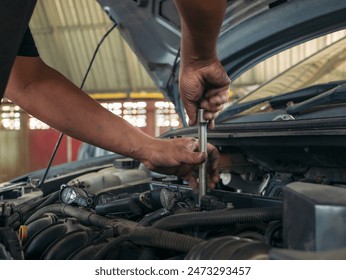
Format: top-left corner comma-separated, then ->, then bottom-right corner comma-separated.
231,29 -> 346,105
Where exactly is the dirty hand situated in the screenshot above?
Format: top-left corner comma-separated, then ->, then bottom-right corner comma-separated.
142,137 -> 220,189
179,57 -> 230,129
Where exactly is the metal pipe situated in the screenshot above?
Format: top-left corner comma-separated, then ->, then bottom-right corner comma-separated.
197,109 -> 208,205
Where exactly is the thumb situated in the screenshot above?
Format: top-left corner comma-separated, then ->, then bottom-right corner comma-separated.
184,101 -> 197,126
182,151 -> 207,165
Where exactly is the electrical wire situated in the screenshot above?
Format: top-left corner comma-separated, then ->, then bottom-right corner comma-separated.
39,22 -> 118,188
165,47 -> 180,91
165,47 -> 187,126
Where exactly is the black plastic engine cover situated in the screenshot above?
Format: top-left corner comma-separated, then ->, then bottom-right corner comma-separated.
284,182 -> 346,251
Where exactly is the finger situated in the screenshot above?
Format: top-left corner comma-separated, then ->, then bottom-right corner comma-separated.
207,144 -> 220,187
184,137 -> 199,150
204,86 -> 230,100
207,144 -> 220,168
209,164 -> 220,186
208,178 -> 216,189
207,166 -> 219,189
208,119 -> 215,129
202,111 -> 215,121
200,99 -> 224,112
184,101 -> 198,126
179,138 -> 206,164
183,151 -> 206,165
208,94 -> 229,106
204,62 -> 231,81
183,171 -> 198,190
208,172 -> 220,189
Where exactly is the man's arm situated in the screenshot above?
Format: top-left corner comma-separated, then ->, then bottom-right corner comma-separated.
174,0 -> 230,128
5,56 -> 220,188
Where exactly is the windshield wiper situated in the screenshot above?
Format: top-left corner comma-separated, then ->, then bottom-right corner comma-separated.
216,80 -> 346,123
216,96 -> 273,122
286,83 -> 346,115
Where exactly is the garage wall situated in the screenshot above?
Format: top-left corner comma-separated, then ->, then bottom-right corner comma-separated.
0,129 -> 28,182
0,103 -> 82,181
0,98 -> 181,181
27,129 -> 81,172
0,105 -> 28,182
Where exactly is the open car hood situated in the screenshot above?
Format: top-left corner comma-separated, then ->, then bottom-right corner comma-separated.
97,0 -> 346,123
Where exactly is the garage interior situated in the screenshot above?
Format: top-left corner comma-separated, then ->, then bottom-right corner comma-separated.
1,0 -> 346,182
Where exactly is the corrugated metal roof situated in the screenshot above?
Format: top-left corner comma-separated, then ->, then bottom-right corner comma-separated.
29,1 -> 346,93
234,29 -> 346,87
29,0 -> 156,93
240,37 -> 346,103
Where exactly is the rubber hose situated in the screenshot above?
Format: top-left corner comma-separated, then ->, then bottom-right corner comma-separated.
93,235 -> 130,259
7,191 -> 59,227
264,221 -> 282,246
8,198 -> 47,226
128,227 -> 205,253
22,191 -> 60,223
138,208 -> 171,227
24,204 -> 205,253
152,207 -> 283,231
69,243 -> 108,260
25,222 -> 68,259
138,247 -> 160,260
185,236 -> 269,260
24,204 -> 126,230
236,231 -> 264,242
35,191 -> 59,209
0,228 -> 24,259
24,213 -> 59,245
42,230 -> 90,260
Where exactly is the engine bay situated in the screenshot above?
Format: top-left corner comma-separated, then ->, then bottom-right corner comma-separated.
1,127 -> 346,260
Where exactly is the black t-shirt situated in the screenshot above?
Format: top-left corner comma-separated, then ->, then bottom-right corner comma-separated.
17,28 -> 39,57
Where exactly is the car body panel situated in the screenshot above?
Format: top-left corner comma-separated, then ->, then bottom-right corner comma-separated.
97,0 -> 346,120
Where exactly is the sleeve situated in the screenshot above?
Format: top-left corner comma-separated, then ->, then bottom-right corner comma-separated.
17,28 -> 39,57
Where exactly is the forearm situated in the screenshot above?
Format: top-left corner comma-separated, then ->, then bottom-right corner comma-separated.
5,56 -> 220,185
174,0 -> 227,63
5,57 -> 153,161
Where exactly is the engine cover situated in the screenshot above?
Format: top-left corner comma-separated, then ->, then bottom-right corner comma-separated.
284,182 -> 346,251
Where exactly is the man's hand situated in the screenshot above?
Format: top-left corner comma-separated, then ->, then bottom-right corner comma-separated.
142,137 -> 220,190
6,57 -> 219,191
179,57 -> 230,128
174,0 -> 229,128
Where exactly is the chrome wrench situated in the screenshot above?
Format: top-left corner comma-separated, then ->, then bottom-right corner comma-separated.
197,109 -> 208,205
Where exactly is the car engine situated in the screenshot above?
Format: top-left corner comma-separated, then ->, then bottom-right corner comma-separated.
1,127 -> 346,260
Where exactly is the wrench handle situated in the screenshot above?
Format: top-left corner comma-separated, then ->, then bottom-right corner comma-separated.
197,109 -> 208,205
